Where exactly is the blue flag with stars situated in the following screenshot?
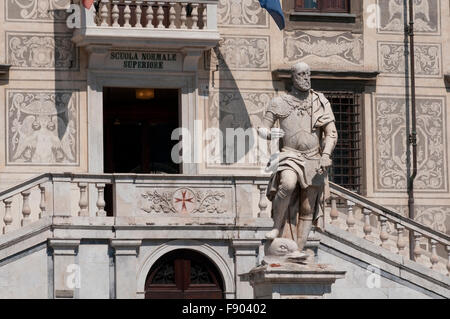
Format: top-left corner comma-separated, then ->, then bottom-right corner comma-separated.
259,0 -> 285,30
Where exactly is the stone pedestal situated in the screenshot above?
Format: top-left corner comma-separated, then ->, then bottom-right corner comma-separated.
49,239 -> 81,299
242,262 -> 346,299
110,239 -> 142,299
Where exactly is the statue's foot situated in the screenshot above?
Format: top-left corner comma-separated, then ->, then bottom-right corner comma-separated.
265,229 -> 279,240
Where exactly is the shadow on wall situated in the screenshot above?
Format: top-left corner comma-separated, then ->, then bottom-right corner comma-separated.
211,46 -> 256,165
7,6 -> 78,166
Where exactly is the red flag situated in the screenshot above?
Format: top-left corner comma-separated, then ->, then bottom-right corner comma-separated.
82,0 -> 94,9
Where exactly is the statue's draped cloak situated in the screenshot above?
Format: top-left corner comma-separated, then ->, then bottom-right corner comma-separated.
265,90 -> 335,242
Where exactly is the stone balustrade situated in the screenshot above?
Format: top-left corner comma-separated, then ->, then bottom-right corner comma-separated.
0,173 -> 271,234
92,0 -> 210,30
327,182 -> 450,277
72,0 -> 220,49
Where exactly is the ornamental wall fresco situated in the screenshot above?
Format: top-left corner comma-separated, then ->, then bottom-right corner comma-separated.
374,96 -> 447,192
5,0 -> 70,22
6,90 -> 79,166
217,0 -> 268,28
377,0 -> 441,34
283,31 -> 364,66
6,32 -> 78,70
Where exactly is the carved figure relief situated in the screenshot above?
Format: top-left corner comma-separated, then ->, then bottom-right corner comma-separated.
284,31 -> 363,66
7,91 -> 78,165
378,42 -> 441,77
211,36 -> 270,70
7,33 -> 77,70
377,0 -> 440,34
141,188 -> 226,214
375,97 -> 446,191
217,0 -> 268,27
6,0 -> 70,21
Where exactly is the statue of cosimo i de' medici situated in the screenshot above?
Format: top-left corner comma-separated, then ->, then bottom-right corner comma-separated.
258,62 -> 338,261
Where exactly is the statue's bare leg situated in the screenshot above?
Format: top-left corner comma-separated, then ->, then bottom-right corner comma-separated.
266,169 -> 297,239
297,186 -> 320,251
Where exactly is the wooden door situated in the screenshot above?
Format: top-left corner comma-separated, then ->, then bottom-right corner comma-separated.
145,250 -> 224,299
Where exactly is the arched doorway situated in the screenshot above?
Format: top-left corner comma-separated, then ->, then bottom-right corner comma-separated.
145,249 -> 224,299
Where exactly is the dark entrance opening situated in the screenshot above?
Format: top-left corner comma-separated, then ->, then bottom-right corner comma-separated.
103,87 -> 180,214
103,87 -> 180,174
145,249 -> 224,299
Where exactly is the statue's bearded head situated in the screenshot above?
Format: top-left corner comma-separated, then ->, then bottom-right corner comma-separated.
291,62 -> 311,92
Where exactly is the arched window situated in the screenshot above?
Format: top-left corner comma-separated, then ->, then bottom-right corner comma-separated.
145,249 -> 224,299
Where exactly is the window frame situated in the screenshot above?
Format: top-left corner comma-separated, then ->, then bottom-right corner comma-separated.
295,0 -> 350,14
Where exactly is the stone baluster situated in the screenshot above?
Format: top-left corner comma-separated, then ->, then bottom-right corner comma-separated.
168,2 -> 176,28
3,198 -> 13,234
257,185 -> 268,218
446,246 -> 450,276
379,216 -> 389,249
21,190 -> 31,226
413,232 -> 422,262
112,0 -> 120,27
191,2 -> 199,29
346,200 -> 356,234
180,2 -> 187,29
96,183 -> 107,217
362,208 -> 372,240
429,239 -> 439,270
78,183 -> 89,217
201,4 -> 207,29
156,2 -> 165,28
39,184 -> 46,218
135,0 -> 143,27
100,0 -> 109,26
330,196 -> 339,226
146,1 -> 154,28
395,224 -> 407,256
123,0 -> 131,27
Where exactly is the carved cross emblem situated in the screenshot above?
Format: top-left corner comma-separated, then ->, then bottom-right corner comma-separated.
173,189 -> 195,214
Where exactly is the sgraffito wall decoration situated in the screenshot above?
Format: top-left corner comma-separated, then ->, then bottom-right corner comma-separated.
217,0 -> 268,28
283,30 -> 364,67
6,90 -> 79,166
209,36 -> 270,71
206,89 -> 274,167
378,42 -> 442,77
6,32 -> 78,70
377,0 -> 441,34
374,96 -> 447,193
6,0 -> 70,22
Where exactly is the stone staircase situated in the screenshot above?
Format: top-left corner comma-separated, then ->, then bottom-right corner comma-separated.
0,174 -> 449,298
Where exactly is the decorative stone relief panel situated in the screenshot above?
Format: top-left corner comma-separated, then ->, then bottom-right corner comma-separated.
6,0 -> 70,22
377,0 -> 440,34
374,96 -> 447,192
378,42 -> 441,77
139,187 -> 233,216
217,0 -> 268,27
6,32 -> 78,70
6,90 -> 79,166
206,89 -> 274,167
283,31 -> 363,66
210,36 -> 270,71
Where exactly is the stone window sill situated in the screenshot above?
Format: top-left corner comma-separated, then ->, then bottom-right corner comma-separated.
289,11 -> 356,23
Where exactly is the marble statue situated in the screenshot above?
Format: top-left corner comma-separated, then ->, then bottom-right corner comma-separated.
258,62 -> 338,260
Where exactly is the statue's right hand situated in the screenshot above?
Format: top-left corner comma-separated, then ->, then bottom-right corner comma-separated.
270,128 -> 285,139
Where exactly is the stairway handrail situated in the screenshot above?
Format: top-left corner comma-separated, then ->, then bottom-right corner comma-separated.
329,182 -> 450,246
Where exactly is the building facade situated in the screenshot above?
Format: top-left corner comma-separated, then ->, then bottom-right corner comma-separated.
0,0 -> 449,298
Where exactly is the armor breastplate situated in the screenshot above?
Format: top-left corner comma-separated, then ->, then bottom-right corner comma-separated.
280,106 -> 320,152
